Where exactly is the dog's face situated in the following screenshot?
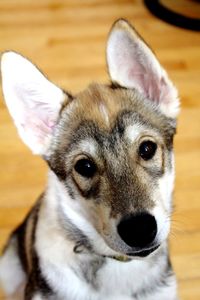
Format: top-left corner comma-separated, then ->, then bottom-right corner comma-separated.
48,82 -> 177,258
1,19 -> 179,259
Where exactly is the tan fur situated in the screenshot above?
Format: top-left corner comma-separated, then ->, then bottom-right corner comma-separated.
74,84 -> 127,130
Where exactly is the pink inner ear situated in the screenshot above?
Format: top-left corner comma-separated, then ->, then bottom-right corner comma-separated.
124,53 -> 174,107
121,43 -> 163,103
21,115 -> 55,144
110,30 -> 175,106
20,100 -> 59,146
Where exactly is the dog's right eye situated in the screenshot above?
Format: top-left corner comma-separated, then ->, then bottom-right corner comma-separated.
74,159 -> 97,178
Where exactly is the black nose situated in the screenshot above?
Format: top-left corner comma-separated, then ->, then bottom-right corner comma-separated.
117,212 -> 157,248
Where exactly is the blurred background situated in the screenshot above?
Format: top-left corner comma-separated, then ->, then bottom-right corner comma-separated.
0,0 -> 200,299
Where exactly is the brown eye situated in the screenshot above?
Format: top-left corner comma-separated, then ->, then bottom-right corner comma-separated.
74,159 -> 97,178
139,141 -> 157,161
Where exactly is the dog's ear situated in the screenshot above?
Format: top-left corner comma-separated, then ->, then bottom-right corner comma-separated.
107,19 -> 179,118
1,52 -> 68,155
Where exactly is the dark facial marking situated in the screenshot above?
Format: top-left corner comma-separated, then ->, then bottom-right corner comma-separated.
46,158 -> 67,181
49,117 -> 159,213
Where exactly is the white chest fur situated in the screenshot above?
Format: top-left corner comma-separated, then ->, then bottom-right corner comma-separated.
36,222 -> 176,300
38,250 -> 177,300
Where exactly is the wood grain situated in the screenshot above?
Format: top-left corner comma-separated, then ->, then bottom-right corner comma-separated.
0,0 -> 200,299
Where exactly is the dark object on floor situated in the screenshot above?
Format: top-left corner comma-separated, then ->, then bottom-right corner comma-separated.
144,0 -> 200,31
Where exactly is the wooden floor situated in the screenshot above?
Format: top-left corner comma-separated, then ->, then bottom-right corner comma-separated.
0,0 -> 200,299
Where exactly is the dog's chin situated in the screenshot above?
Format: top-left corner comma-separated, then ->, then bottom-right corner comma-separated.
104,244 -> 160,262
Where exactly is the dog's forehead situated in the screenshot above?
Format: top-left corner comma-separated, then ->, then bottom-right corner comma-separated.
73,83 -> 130,129
61,83 -> 175,145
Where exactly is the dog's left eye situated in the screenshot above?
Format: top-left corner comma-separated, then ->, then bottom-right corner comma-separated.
74,159 -> 97,178
138,141 -> 157,161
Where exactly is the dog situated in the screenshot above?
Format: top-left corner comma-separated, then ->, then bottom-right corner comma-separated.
0,19 -> 180,300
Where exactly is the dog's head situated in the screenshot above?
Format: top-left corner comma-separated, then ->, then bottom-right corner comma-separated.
1,20 -> 179,260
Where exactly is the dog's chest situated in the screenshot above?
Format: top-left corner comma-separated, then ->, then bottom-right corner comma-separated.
93,257 -> 153,295
42,252 -> 165,300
